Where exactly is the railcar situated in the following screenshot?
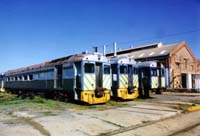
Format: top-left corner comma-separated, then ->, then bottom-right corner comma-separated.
0,73 -> 5,92
137,61 -> 166,98
4,53 -> 111,104
110,56 -> 139,100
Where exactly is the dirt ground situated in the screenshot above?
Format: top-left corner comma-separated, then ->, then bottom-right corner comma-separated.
0,92 -> 200,136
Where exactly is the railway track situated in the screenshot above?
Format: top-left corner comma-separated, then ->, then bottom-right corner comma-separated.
97,114 -> 179,136
169,123 -> 200,136
98,109 -> 200,136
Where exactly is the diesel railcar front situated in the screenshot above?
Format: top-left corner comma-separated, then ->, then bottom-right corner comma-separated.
137,61 -> 166,98
4,53 -> 111,104
110,56 -> 139,100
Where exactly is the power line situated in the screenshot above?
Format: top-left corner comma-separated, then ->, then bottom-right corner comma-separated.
94,28 -> 200,52
118,28 -> 200,45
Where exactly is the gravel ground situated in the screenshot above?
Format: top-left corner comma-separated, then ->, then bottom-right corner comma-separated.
0,92 -> 200,136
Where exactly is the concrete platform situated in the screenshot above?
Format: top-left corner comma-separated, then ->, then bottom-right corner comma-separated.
30,103 -> 181,136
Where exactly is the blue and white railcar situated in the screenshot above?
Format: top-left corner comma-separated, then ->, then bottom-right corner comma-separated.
110,56 -> 138,100
137,61 -> 166,97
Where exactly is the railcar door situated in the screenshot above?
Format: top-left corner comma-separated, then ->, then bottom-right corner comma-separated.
0,74 -> 4,91
182,73 -> 187,88
139,67 -> 150,98
75,62 -> 82,90
54,65 -> 63,89
103,64 -> 111,89
133,67 -> 139,88
95,62 -> 103,88
128,65 -> 133,87
111,64 -> 118,89
119,65 -> 128,89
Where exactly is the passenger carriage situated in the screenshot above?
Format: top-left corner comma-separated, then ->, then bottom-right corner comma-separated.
4,53 -> 111,104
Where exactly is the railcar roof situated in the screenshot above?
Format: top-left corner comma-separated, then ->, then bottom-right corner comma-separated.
110,56 -> 136,64
5,53 -> 108,75
136,61 -> 157,67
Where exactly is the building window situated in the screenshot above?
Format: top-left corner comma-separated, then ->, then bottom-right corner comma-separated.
176,62 -> 180,69
191,65 -> 194,71
184,59 -> 187,69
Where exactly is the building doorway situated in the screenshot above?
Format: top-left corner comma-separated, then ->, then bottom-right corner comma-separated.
181,73 -> 187,88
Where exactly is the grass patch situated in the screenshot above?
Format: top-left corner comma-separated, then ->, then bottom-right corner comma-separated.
42,111 -> 57,116
191,100 -> 200,104
0,92 -> 117,111
0,92 -> 17,101
0,92 -> 151,112
0,92 -> 69,112
107,100 -> 128,107
177,104 -> 192,111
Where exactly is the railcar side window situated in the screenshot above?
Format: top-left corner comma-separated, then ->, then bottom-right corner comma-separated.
24,75 -> 27,81
133,68 -> 138,75
85,63 -> 94,73
63,66 -> 73,78
104,65 -> 110,74
120,66 -> 127,74
29,75 -> 33,80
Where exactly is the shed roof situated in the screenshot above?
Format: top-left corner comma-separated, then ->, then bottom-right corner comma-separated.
107,42 -> 180,60
127,43 -> 179,59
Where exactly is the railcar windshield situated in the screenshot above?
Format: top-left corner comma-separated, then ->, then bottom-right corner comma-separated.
120,65 -> 127,74
151,68 -> 158,76
85,63 -> 95,73
104,65 -> 110,74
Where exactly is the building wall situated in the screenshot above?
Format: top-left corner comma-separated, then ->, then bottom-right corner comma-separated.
170,44 -> 196,89
196,60 -> 200,74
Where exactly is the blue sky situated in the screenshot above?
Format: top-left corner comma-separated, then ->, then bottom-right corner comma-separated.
0,0 -> 199,72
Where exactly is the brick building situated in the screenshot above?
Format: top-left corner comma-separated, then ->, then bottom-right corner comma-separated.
107,41 -> 200,90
